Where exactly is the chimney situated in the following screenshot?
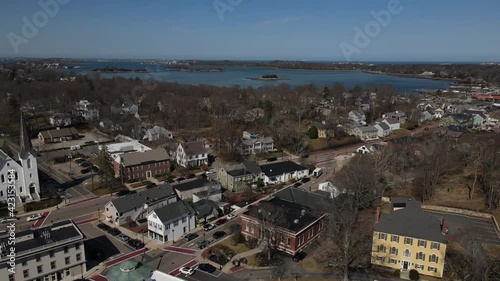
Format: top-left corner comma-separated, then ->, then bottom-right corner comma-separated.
375,207 -> 381,223
300,209 -> 306,217
441,218 -> 447,235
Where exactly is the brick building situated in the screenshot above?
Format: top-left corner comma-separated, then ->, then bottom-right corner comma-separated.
120,148 -> 170,180
240,187 -> 329,255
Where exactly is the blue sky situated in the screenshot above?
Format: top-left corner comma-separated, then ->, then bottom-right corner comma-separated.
0,0 -> 499,61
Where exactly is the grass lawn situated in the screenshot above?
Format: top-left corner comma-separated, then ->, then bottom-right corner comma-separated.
219,238 -> 251,254
483,243 -> 500,260
391,129 -> 407,135
245,253 -> 260,267
299,256 -> 327,273
129,182 -> 144,188
25,197 -> 62,212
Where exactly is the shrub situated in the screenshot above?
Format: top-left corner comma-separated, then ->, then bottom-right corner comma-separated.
409,269 -> 420,280
308,125 -> 318,139
232,231 -> 245,245
246,238 -> 259,249
394,269 -> 400,278
229,223 -> 241,234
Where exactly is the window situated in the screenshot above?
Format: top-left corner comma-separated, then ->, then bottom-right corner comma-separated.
173,220 -> 178,226
429,254 -> 438,263
431,242 -> 440,250
8,275 -> 14,281
404,237 -> 413,245
377,245 -> 386,253
49,250 -> 54,258
390,247 -> 398,255
182,217 -> 186,223
36,254 -> 41,262
389,258 -> 397,264
37,265 -> 43,274
27,158 -> 32,169
287,238 -> 291,246
64,246 -> 69,253
65,257 -> 70,265
416,252 -> 425,260
1,174 -> 4,183
51,261 -> 56,269
23,270 -> 29,279
403,249 -> 411,258
22,259 -> 27,266
153,214 -> 157,219
415,264 -> 424,270
391,235 -> 399,243
76,253 -> 81,261
428,266 -> 437,273
418,240 -> 427,247
379,233 -> 387,240
377,256 -> 384,262
75,242 -> 80,250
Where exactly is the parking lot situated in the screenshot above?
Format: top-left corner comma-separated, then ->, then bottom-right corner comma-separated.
33,131 -> 113,152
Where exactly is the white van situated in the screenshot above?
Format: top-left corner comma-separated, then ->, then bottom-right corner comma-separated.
312,168 -> 323,178
70,145 -> 81,151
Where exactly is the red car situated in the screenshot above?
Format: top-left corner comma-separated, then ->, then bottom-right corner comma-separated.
81,162 -> 92,168
215,218 -> 227,226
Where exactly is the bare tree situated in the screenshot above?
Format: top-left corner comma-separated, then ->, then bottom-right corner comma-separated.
416,139 -> 451,201
480,141 -> 500,209
271,262 -> 289,281
461,141 -> 485,199
256,202 -> 286,261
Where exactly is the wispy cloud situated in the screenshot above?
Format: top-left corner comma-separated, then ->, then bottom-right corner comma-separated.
259,16 -> 306,27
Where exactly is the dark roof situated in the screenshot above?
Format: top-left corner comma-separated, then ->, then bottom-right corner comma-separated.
39,127 -> 79,139
374,198 -> 448,243
274,187 -> 330,210
377,122 -> 390,130
260,161 -> 307,178
227,168 -> 251,177
243,161 -> 262,175
20,113 -> 35,157
245,197 -> 322,233
192,199 -> 220,218
153,201 -> 194,223
121,148 -> 170,167
447,125 -> 468,133
110,184 -> 176,213
0,220 -> 84,260
182,141 -> 207,156
173,178 -> 212,192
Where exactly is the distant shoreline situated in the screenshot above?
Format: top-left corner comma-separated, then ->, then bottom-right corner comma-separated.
247,77 -> 290,81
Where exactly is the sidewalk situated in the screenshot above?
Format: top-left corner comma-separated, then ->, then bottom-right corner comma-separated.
221,243 -> 266,273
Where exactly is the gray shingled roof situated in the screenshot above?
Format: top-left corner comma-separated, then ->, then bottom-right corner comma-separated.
374,198 -> 448,243
243,161 -> 262,175
153,200 -> 194,223
120,148 -> 170,167
260,161 -> 307,178
182,141 -> 207,156
357,125 -> 378,133
274,187 -> 330,210
39,127 -> 79,139
377,122 -> 390,130
173,178 -> 212,192
110,184 -> 176,213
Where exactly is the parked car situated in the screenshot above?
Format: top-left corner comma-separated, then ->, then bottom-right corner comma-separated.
186,173 -> 196,179
116,190 -> 131,196
227,213 -> 238,220
196,240 -> 210,249
91,166 -> 99,173
146,182 -> 157,189
129,190 -> 137,194
215,218 -> 227,226
108,228 -> 121,236
117,233 -> 130,242
1,217 -> 19,224
205,169 -> 216,175
176,177 -> 185,182
26,214 -> 42,222
77,160 -> 89,167
127,239 -> 144,249
74,158 -> 86,164
293,182 -> 302,188
97,223 -> 111,231
203,223 -> 216,231
81,162 -> 92,168
165,179 -> 175,184
198,263 -> 216,273
184,233 -> 199,241
266,157 -> 278,162
84,141 -> 96,145
81,167 -> 91,174
292,252 -> 307,262
180,267 -> 195,276
212,231 -> 226,239
301,177 -> 311,183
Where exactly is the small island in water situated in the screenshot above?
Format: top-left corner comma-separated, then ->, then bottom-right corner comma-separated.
248,74 -> 289,81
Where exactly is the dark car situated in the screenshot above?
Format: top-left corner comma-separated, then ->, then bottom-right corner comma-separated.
266,157 -> 278,162
176,177 -> 185,182
165,179 -> 175,184
292,252 -> 307,262
84,141 -> 96,145
91,166 -> 99,173
97,223 -> 111,231
186,173 -> 196,179
198,263 -> 216,273
75,158 -> 86,164
293,182 -> 302,187
81,167 -> 91,174
129,190 -> 137,194
127,239 -> 144,249
81,162 -> 92,168
184,233 -> 199,242
108,228 -> 121,236
301,177 -> 310,183
116,190 -> 131,196
203,223 -> 216,231
77,160 -> 88,166
146,182 -> 157,189
215,218 -> 227,226
212,231 -> 226,239
196,240 -> 210,249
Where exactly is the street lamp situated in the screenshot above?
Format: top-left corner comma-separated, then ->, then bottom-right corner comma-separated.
68,155 -> 72,174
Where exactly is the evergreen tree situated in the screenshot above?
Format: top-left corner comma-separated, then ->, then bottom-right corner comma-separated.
308,125 -> 318,139
95,146 -> 115,189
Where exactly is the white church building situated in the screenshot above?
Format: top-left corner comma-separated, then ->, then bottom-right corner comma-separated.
0,115 -> 40,204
